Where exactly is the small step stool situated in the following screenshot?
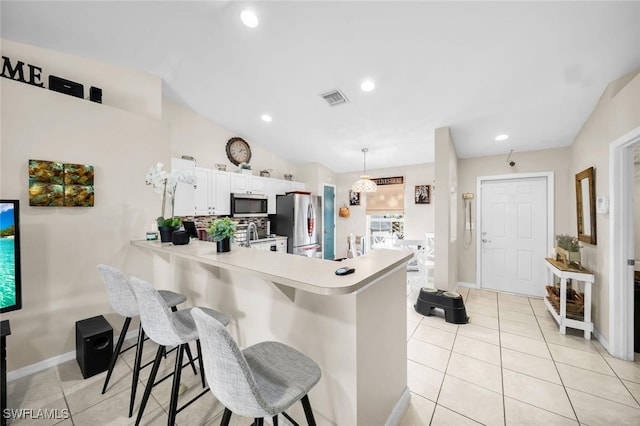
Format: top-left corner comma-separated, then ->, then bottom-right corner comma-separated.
414,288 -> 469,324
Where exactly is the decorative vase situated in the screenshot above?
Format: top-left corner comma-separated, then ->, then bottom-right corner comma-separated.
216,237 -> 231,253
158,226 -> 178,243
555,247 -> 581,266
171,230 -> 190,245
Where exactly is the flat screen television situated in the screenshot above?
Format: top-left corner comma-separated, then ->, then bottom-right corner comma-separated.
0,199 -> 22,313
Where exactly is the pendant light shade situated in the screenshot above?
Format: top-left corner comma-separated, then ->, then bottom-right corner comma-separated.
351,148 -> 377,193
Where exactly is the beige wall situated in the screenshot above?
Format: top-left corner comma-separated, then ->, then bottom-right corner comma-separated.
568,69 -> 640,343
0,41 -> 168,371
334,163 -> 435,259
0,41 -> 303,373
456,147 -> 573,284
2,39 -> 161,119
434,127 -> 458,290
163,98 -> 299,179
296,162 -> 338,196
0,77 -> 166,371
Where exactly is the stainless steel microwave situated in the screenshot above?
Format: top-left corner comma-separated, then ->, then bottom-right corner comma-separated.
230,193 -> 268,217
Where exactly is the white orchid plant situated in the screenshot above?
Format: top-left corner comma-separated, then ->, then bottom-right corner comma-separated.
145,162 -> 196,228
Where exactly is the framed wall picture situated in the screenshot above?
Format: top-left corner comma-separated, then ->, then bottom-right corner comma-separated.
415,185 -> 430,204
29,159 -> 94,207
349,189 -> 360,206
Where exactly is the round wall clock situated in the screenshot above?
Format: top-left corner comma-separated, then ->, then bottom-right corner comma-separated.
225,137 -> 252,166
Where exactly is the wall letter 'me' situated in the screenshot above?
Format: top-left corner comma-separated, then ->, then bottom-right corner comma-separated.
1,56 -> 45,87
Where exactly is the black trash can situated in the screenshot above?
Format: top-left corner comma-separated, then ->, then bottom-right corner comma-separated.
76,315 -> 113,379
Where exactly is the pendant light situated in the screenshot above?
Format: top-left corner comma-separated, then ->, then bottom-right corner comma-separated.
351,148 -> 377,193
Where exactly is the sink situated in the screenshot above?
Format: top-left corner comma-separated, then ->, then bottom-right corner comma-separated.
250,237 -> 276,244
249,235 -> 284,244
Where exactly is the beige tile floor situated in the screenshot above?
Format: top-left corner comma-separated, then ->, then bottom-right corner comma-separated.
401,284 -> 640,426
6,281 -> 640,425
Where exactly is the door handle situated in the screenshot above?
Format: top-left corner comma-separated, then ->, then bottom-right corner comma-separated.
482,238 -> 491,243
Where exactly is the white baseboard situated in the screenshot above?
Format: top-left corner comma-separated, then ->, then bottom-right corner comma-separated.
7,329 -> 139,383
456,281 -> 477,289
385,387 -> 411,426
593,325 -> 609,352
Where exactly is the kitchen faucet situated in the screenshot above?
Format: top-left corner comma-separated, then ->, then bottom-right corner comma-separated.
244,221 -> 259,247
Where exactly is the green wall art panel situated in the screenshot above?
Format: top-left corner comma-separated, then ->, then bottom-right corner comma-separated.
29,159 -> 94,207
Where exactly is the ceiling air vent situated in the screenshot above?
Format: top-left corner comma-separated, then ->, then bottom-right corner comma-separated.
321,89 -> 348,106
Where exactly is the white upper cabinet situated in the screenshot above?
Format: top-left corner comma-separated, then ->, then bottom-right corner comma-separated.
193,167 -> 231,216
265,178 -> 306,214
230,173 -> 265,194
193,167 -> 211,216
171,158 -> 196,217
181,160 -> 304,217
213,170 -> 231,215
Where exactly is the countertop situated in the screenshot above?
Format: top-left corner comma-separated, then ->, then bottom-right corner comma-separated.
131,239 -> 412,295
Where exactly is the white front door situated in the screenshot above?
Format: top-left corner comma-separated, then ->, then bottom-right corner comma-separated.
480,177 -> 548,296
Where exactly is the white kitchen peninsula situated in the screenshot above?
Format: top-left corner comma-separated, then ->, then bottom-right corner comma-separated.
132,240 -> 412,425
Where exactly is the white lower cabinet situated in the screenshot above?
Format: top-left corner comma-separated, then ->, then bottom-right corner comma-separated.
249,237 -> 287,252
194,167 -> 231,216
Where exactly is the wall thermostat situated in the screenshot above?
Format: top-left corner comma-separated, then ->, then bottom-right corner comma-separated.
596,196 -> 609,214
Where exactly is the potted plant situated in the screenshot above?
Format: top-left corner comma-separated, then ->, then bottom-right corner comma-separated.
208,217 -> 237,252
145,162 -> 195,242
238,162 -> 252,175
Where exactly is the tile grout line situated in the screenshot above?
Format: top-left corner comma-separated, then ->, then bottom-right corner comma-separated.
599,351 -> 640,409
535,304 -> 640,409
56,370 -> 74,426
529,296 -> 582,424
497,294 -> 507,426
429,287 -> 480,426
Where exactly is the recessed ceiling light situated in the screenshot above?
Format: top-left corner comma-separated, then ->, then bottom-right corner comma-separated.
261,114 -> 272,123
495,134 -> 509,141
360,79 -> 375,92
240,10 -> 259,28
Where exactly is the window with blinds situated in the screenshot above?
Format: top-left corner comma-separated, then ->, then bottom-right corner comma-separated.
365,176 -> 405,214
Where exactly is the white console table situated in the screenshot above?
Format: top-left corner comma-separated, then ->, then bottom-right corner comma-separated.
544,258 -> 595,339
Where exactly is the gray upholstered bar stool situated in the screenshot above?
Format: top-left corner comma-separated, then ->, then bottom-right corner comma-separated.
97,264 -> 197,418
129,276 -> 231,426
191,308 -> 321,426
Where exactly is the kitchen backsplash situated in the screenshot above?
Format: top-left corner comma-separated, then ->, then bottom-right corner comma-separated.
182,215 -> 269,243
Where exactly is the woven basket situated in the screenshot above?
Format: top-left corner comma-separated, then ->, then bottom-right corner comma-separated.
545,285 -> 585,320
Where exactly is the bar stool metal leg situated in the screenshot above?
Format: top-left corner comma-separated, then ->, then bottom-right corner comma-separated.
220,408 -> 232,426
134,345 -> 164,426
196,339 -> 206,388
128,324 -> 145,417
183,341 -> 197,375
171,306 -> 197,375
102,316 -> 131,394
301,395 -> 317,426
167,344 -> 185,426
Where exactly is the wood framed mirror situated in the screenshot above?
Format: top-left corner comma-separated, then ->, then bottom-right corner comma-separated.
575,167 -> 597,244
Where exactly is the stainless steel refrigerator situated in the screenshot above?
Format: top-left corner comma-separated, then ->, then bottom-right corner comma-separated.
273,193 -> 322,257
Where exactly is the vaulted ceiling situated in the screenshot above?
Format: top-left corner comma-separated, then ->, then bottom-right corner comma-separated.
2,1 -> 639,172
